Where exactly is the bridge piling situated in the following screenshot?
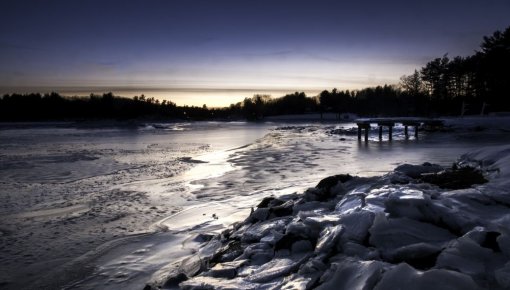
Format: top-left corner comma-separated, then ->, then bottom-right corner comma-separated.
355,118 -> 443,142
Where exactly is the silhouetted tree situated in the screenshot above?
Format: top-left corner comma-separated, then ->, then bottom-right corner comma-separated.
400,70 -> 426,96
421,54 -> 451,100
477,26 -> 510,109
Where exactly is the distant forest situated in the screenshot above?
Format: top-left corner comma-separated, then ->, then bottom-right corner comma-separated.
1,26 -> 509,121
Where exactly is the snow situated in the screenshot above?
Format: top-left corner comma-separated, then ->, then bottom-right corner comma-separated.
461,144 -> 510,189
148,143 -> 510,290
373,263 -> 479,290
2,116 -> 510,289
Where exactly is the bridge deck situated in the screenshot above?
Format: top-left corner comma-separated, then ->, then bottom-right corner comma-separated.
354,118 -> 444,141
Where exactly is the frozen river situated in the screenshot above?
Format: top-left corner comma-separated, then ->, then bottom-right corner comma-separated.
1,118 -> 509,289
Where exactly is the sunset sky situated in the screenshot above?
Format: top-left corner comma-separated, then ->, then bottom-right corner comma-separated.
1,0 -> 509,106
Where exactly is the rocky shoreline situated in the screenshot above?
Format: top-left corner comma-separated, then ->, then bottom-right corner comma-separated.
145,146 -> 510,290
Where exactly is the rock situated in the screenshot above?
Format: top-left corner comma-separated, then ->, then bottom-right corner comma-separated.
162,273 -> 188,288
260,230 -> 285,246
292,240 -> 314,253
241,217 -> 291,243
199,237 -> 224,260
341,242 -> 379,260
303,188 -> 323,202
179,255 -> 203,278
497,232 -> 510,258
207,260 -> 247,279
364,186 -> 394,213
335,194 -> 364,214
214,240 -> 244,263
257,196 -> 284,208
245,255 -> 309,283
495,262 -> 510,288
304,175 -> 354,201
394,163 -> 443,179
317,257 -> 385,290
433,189 -> 510,234
180,276 -> 264,290
278,274 -> 312,289
384,187 -> 438,222
237,242 -> 273,263
485,187 -> 510,207
389,242 -> 442,270
269,200 -> 294,217
481,231 -> 501,252
247,207 -> 270,222
302,214 -> 341,229
156,148 -> 510,290
368,214 -> 456,261
338,210 -> 375,244
436,228 -> 503,279
316,174 -> 353,191
275,233 -> 308,251
373,263 -> 479,290
420,167 -> 487,189
274,233 -> 315,251
285,219 -> 320,241
315,225 -> 343,254
293,199 -> 335,214
298,256 -> 328,275
389,172 -> 413,184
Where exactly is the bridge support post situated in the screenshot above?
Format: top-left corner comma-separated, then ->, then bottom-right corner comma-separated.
357,123 -> 370,142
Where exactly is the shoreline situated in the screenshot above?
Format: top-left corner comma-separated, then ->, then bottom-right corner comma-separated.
0,122 -> 272,289
145,144 -> 510,290
2,117 -> 510,289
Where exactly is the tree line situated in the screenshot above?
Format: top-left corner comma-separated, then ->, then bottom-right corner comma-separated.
400,26 -> 510,116
0,92 -> 236,121
239,26 -> 510,118
1,26 -> 508,121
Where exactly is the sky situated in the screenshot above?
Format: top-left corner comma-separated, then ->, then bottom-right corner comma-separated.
0,0 -> 509,107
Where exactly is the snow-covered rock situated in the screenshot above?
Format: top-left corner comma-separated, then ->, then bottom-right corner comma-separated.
316,257 -> 385,290
151,145 -> 510,290
368,214 -> 455,262
374,263 -> 479,290
394,162 -> 443,178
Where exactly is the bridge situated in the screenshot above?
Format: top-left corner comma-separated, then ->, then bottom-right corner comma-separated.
355,118 -> 444,142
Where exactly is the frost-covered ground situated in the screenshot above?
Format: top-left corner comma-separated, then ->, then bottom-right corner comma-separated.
1,117 -> 510,289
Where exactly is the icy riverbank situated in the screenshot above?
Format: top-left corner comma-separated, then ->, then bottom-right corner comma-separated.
2,117 -> 510,289
0,122 -> 271,289
148,144 -> 510,290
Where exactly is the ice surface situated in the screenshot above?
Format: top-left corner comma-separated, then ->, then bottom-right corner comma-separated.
3,117 -> 510,289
